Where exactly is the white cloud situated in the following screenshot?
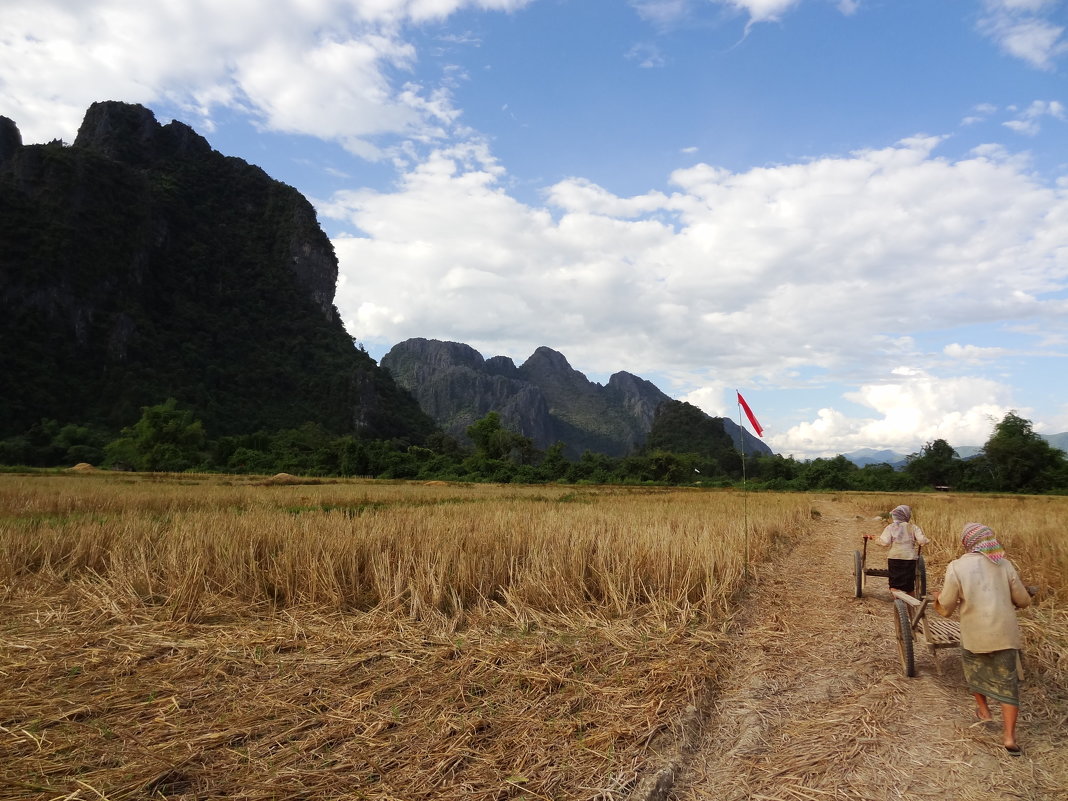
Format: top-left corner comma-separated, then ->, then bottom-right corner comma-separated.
630,0 -> 806,28
1003,119 -> 1037,135
978,0 -> 1068,70
625,42 -> 667,68
717,0 -> 802,24
325,134 -> 1068,457
629,0 -> 692,27
678,384 -> 732,417
773,373 -> 1016,456
1002,99 -> 1067,136
962,103 -> 999,125
943,343 -> 1010,363
987,1 -> 1058,9
0,0 -> 530,145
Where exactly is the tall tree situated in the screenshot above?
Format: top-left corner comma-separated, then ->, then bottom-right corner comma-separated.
981,412 -> 1065,492
905,439 -> 962,487
466,412 -> 535,463
104,398 -> 206,472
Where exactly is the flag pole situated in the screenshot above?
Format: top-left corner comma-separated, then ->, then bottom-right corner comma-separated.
736,390 -> 749,580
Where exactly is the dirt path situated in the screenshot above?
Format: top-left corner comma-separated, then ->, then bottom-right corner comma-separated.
666,497 -> 1067,801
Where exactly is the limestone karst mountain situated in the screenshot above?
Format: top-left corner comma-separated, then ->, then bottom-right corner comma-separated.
381,338 -> 771,459
0,102 -> 433,443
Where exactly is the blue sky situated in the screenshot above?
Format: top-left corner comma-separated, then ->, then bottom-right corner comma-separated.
3,0 -> 1066,457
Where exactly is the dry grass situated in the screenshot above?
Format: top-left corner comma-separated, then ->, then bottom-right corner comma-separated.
847,492 -> 1068,594
674,494 -> 1068,801
0,474 -> 805,621
1,595 -> 724,800
0,473 -> 811,800
5,479 -> 1064,799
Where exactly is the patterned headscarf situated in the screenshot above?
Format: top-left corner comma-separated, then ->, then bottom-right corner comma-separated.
961,522 -> 1006,564
890,505 -> 912,523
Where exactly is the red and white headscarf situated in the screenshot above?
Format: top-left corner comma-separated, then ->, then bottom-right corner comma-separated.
961,522 -> 1006,564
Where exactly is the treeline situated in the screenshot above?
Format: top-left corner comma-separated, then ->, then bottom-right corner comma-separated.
747,412 -> 1067,493
3,401 -> 1066,494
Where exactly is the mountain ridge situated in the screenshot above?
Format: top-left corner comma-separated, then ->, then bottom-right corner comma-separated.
381,338 -> 771,460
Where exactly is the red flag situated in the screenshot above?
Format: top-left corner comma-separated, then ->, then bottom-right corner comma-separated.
737,391 -> 763,437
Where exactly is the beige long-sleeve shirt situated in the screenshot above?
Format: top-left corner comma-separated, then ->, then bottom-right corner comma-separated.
876,521 -> 929,560
936,553 -> 1031,653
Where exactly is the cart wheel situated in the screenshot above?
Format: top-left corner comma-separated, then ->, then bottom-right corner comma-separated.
915,555 -> 927,597
894,598 -> 916,677
853,550 -> 864,598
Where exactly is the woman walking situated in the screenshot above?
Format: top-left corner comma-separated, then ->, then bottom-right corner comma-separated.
865,504 -> 928,595
934,522 -> 1032,755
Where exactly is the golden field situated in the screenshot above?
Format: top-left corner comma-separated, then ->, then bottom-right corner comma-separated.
0,473 -> 809,621
0,474 -> 1064,800
0,472 -> 810,801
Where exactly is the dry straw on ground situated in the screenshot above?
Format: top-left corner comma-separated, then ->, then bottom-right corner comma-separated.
672,493 -> 1068,801
3,479 -> 1064,800
1,473 -> 810,800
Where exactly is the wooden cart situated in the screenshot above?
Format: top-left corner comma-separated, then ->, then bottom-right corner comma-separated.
852,537 -> 926,599
889,590 -> 959,677
890,586 -> 1038,678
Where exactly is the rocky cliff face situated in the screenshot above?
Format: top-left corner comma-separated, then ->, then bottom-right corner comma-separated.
380,339 -> 555,448
383,338 -> 772,458
0,102 -> 433,442
75,102 -> 338,322
0,116 -> 21,165
606,371 -> 672,438
74,100 -> 213,166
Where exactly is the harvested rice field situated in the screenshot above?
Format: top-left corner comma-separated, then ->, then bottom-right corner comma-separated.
1,474 -> 1065,800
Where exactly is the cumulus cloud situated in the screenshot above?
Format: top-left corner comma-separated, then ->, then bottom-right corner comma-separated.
775,373 -> 1016,456
0,0 -> 531,145
677,384 -> 733,417
324,133 -> 1068,457
978,0 -> 1068,70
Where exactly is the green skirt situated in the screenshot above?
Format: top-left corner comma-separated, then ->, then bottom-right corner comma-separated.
961,648 -> 1020,706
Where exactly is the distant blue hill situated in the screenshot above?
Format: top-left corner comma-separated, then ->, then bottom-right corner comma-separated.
841,433 -> 1066,469
841,448 -> 909,469
1045,432 -> 1068,454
